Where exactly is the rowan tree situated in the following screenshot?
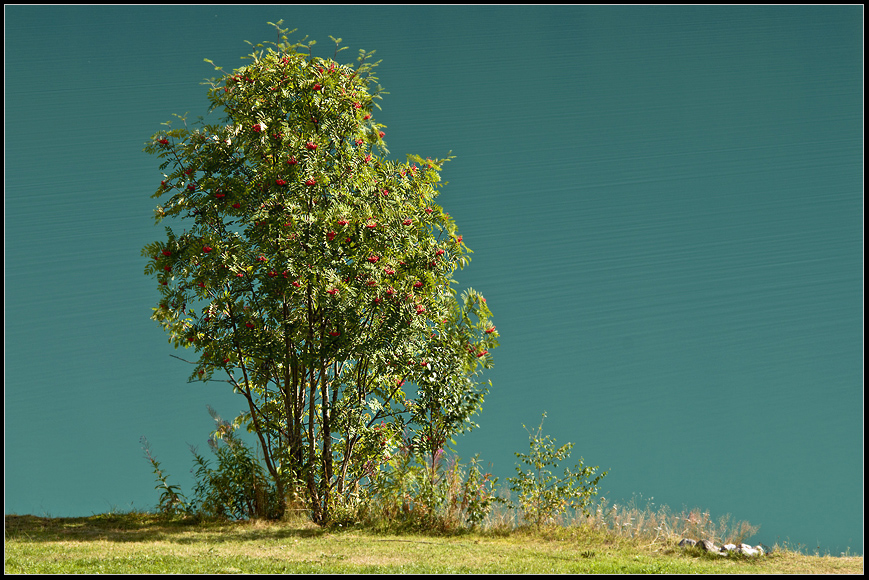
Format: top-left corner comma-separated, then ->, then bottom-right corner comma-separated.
141,22 -> 498,523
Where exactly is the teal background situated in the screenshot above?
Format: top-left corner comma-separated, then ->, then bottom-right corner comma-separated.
4,6 -> 862,555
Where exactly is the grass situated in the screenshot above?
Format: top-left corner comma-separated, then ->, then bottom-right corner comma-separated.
5,510 -> 862,574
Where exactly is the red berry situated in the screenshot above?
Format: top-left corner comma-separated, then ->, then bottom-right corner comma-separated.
306,142 -> 317,150
203,246 -> 212,253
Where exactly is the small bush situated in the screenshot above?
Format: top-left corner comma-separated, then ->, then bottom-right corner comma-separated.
141,406 -> 285,521
188,406 -> 283,520
140,436 -> 190,516
351,430 -> 503,533
506,412 -> 607,528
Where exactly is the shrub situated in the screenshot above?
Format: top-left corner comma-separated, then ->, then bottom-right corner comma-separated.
347,429 -> 502,532
188,406 -> 285,520
140,436 -> 190,516
507,412 -> 607,528
141,406 -> 289,521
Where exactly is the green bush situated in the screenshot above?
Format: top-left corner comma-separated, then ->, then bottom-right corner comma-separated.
188,406 -> 284,520
140,436 -> 190,516
141,406 -> 287,521
507,412 -> 607,528
348,429 -> 502,532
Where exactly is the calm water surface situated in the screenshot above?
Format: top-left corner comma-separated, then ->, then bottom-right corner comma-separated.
5,6 -> 862,554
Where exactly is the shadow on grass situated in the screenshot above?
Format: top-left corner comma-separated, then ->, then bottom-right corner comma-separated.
4,513 -> 327,544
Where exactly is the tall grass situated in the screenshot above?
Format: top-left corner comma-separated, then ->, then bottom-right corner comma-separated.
473,491 -> 760,548
585,494 -> 759,546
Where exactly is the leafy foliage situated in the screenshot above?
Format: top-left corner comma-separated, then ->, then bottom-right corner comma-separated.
188,406 -> 283,520
141,21 -> 497,523
349,429 -> 503,532
140,436 -> 190,516
507,413 -> 607,528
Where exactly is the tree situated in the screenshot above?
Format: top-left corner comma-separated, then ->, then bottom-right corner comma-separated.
141,22 -> 498,523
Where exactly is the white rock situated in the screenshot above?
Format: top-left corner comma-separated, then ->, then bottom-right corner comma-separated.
736,544 -> 760,556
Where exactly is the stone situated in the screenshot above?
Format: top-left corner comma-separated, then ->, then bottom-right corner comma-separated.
736,543 -> 762,556
680,537 -> 767,557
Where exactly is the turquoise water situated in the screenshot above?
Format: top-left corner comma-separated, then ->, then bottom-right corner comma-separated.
5,6 -> 862,555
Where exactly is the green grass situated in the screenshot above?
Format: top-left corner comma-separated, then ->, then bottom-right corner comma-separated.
4,512 -> 862,574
